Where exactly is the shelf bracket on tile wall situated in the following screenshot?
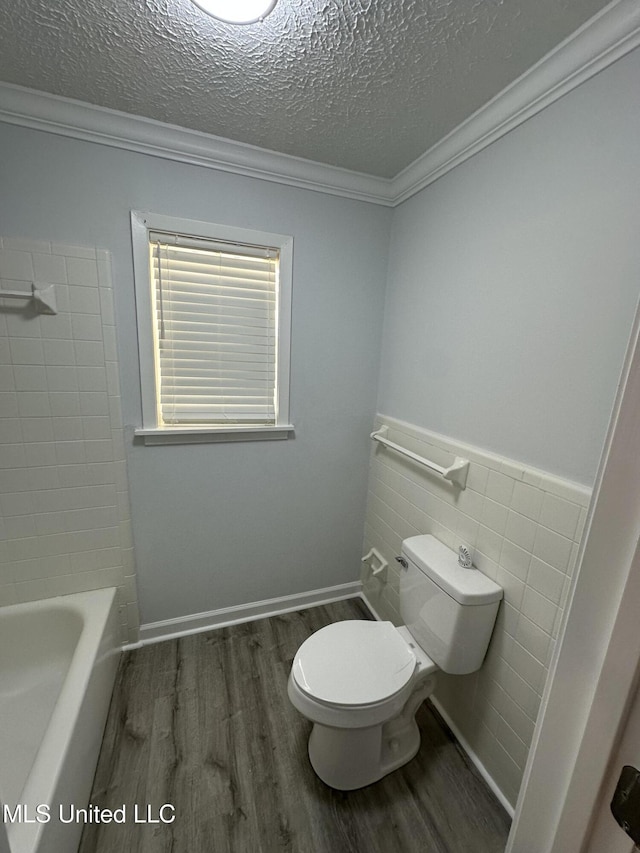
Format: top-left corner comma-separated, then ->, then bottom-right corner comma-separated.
370,425 -> 469,489
0,282 -> 57,314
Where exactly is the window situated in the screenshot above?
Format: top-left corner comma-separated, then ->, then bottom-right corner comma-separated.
131,212 -> 293,443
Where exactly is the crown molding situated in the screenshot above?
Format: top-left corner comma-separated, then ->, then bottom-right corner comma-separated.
393,0 -> 640,204
0,83 -> 395,207
0,0 -> 638,208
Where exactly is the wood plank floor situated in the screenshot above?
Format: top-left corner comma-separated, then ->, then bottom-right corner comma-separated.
80,599 -> 511,853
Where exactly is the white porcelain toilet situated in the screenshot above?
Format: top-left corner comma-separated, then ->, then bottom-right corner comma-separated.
288,534 -> 503,790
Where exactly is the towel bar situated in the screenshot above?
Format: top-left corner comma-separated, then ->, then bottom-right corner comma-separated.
370,426 -> 469,489
0,282 -> 57,314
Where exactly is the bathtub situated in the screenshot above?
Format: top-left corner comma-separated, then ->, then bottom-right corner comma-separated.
0,589 -> 120,853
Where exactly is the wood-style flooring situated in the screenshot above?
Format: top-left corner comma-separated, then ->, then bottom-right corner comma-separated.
80,598 -> 511,853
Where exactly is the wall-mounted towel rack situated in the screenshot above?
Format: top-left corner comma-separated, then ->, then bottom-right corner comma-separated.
370,425 -> 469,489
0,282 -> 57,315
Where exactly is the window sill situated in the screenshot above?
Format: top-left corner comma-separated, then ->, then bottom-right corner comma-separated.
134,425 -> 295,445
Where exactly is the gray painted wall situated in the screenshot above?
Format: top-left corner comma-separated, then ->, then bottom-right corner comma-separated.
0,125 -> 391,624
377,48 -> 640,486
2,46 -> 639,626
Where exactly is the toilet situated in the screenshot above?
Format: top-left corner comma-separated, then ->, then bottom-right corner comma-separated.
288,534 -> 503,790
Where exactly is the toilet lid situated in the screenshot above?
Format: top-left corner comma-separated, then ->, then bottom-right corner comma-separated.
291,620 -> 416,706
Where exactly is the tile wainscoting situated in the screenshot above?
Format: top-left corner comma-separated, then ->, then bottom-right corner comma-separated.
361,414 -> 591,808
0,237 -> 139,642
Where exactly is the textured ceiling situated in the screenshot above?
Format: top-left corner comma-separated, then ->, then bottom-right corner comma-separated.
0,0 -> 612,178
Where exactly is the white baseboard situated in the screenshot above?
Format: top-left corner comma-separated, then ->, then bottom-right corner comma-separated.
131,581 -> 363,648
429,696 -> 515,819
360,591 -> 514,818
357,593 -> 384,621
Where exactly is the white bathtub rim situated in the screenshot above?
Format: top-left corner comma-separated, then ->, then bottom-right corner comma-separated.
3,588 -> 118,853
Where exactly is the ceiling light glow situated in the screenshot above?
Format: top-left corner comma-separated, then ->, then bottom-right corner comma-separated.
191,0 -> 277,24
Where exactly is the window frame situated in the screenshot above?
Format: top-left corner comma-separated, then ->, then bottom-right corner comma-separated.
131,210 -> 294,444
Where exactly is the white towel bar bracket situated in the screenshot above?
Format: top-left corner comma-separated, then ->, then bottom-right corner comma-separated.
370,426 -> 469,489
0,282 -> 57,315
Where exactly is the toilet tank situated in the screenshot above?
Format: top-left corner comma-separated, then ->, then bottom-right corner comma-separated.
400,535 -> 503,675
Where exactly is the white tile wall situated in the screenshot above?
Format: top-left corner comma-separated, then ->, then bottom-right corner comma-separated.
361,414 -> 590,808
0,238 -> 139,643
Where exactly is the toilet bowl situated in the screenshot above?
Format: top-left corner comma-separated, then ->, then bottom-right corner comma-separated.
288,534 -> 503,790
288,620 -> 438,789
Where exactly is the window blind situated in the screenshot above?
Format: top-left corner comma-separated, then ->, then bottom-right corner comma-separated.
148,231 -> 279,426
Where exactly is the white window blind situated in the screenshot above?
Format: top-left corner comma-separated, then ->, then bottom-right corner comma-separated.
148,231 -> 280,427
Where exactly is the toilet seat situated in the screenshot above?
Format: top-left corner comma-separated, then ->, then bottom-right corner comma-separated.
291,620 -> 416,707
